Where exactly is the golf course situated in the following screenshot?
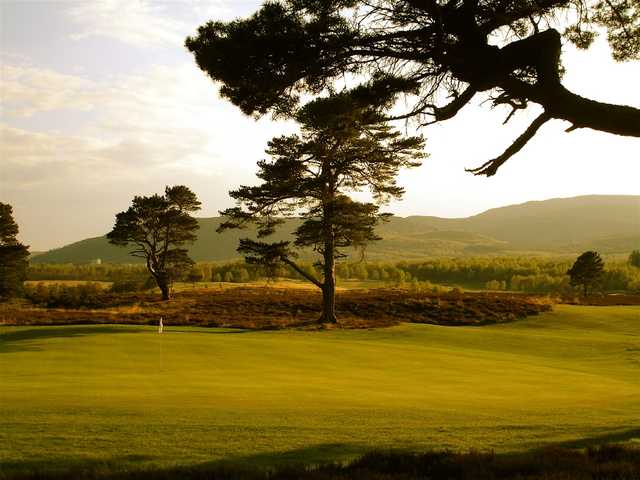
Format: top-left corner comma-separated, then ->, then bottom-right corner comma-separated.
1,304 -> 639,476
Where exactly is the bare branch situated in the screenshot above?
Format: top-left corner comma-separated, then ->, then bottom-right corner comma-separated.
466,112 -> 552,176
432,85 -> 477,122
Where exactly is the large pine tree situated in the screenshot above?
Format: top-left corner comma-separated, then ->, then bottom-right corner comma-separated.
219,84 -> 425,323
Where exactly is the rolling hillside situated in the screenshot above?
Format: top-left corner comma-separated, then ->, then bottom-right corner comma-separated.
33,195 -> 639,263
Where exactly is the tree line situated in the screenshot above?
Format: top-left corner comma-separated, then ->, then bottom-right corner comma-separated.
26,255 -> 640,294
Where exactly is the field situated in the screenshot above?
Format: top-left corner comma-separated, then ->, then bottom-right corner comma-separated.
1,304 -> 639,477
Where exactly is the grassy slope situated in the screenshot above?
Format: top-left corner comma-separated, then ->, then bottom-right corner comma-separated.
1,305 -> 639,475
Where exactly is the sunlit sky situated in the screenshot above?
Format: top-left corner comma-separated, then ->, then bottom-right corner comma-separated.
1,0 -> 638,251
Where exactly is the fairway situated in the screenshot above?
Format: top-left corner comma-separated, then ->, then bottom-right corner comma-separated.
1,305 -> 639,475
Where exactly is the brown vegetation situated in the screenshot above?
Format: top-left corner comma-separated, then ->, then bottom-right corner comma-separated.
560,293 -> 640,306
1,286 -> 551,330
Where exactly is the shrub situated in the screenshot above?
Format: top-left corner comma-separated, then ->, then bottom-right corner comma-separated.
24,282 -> 106,308
110,278 -> 153,293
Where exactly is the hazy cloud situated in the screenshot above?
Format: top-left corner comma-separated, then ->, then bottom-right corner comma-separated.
0,58 -> 294,249
66,0 -> 234,48
1,64 -> 104,117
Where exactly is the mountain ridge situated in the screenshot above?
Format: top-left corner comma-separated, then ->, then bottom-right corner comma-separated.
33,195 -> 640,264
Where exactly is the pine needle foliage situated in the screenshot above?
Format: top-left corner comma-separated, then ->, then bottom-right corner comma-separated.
107,186 -> 201,300
187,0 -> 640,175
219,86 -> 425,323
0,203 -> 29,300
567,250 -> 605,296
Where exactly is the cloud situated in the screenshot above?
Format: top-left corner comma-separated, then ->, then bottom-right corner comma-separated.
66,0 -> 234,48
67,0 -> 185,48
0,58 -> 296,249
0,64 -> 104,117
0,124 -> 163,186
1,60 -> 293,173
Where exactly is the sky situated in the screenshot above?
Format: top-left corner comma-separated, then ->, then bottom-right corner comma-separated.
1,0 -> 639,251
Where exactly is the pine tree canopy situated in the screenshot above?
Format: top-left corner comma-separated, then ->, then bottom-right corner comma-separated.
186,0 -> 640,176
219,85 -> 425,258
107,186 -> 201,300
567,250 -> 605,295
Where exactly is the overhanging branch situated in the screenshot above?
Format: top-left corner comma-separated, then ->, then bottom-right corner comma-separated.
466,112 -> 552,176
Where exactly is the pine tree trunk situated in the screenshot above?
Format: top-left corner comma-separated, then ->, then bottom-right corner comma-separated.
321,250 -> 337,324
320,173 -> 337,324
157,275 -> 171,301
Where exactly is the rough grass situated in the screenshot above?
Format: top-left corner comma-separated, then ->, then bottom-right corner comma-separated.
5,445 -> 640,479
1,305 -> 639,477
0,286 -> 551,329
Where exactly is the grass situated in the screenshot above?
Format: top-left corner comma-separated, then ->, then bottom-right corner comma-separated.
4,447 -> 640,480
1,305 -> 639,477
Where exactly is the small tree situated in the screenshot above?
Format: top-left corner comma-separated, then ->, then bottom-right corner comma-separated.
219,87 -> 425,323
567,251 -> 605,297
0,203 -> 29,300
629,250 -> 640,268
107,186 -> 201,300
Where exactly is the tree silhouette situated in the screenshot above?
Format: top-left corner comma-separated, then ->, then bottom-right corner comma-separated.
219,88 -> 425,323
107,186 -> 201,300
186,0 -> 639,176
567,250 -> 604,296
0,203 -> 29,300
629,250 -> 640,268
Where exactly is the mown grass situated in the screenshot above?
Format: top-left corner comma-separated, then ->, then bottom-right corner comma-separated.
0,305 -> 639,477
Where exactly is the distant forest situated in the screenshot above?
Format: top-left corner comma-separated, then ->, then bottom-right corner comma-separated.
28,256 -> 640,295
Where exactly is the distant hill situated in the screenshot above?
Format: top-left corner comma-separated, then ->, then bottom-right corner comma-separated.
32,195 -> 639,264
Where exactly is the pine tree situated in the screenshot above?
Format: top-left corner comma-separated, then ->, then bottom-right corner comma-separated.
567,251 -> 605,296
107,186 -> 201,300
187,0 -> 640,175
219,86 -> 425,323
0,203 -> 30,300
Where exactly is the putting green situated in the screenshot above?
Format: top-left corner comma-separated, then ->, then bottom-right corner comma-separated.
1,305 -> 639,474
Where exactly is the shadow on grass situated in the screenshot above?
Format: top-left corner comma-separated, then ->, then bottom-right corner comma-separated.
0,444 -> 363,479
0,325 -> 249,353
213,442 -> 367,469
0,326 -> 140,353
0,445 -> 360,480
165,328 -> 248,335
3,433 -> 640,480
552,427 -> 640,449
0,454 -> 156,479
